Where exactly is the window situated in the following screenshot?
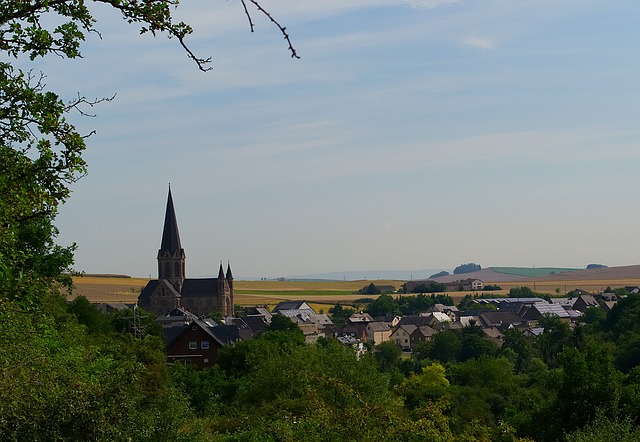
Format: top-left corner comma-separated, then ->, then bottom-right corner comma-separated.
201,340 -> 209,349
188,341 -> 197,350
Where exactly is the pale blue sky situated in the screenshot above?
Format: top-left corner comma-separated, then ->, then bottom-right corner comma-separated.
38,0 -> 640,278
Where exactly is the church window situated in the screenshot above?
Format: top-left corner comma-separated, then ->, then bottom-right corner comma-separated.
175,262 -> 180,275
165,263 -> 170,277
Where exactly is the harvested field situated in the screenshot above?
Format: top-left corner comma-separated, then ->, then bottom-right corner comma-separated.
70,267 -> 640,308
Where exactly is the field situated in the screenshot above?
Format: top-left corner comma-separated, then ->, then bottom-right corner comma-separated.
70,276 -> 403,312
71,270 -> 640,311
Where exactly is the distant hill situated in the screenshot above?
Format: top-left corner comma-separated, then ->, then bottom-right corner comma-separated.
529,264 -> 640,281
491,267 -> 581,278
286,269 -> 446,282
431,268 -> 533,283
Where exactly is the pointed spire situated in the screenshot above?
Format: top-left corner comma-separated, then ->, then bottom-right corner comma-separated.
218,261 -> 225,279
226,261 -> 233,280
160,187 -> 182,253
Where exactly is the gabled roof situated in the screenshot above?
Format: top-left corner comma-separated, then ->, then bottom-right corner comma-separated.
366,322 -> 391,332
392,324 -> 418,336
307,314 -> 333,326
522,302 -> 571,319
272,301 -> 314,313
163,319 -> 239,349
160,188 -> 182,253
347,312 -> 375,323
411,325 -> 436,338
397,316 -> 432,327
234,316 -> 268,334
181,278 -> 222,297
139,279 -> 181,306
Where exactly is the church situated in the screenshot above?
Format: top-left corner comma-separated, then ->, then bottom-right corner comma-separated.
138,188 -> 234,317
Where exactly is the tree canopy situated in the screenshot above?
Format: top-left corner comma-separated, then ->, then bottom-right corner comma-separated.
453,263 -> 482,274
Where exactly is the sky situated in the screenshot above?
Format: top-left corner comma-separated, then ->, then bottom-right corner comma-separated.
26,0 -> 640,279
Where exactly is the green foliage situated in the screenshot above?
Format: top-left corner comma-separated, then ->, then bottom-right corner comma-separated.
457,294 -> 497,311
508,286 -> 543,298
400,293 -> 454,314
366,293 -> 401,317
411,281 -> 447,293
536,343 -> 623,441
453,263 -> 481,274
0,297 -> 195,441
565,416 -> 640,442
362,282 -> 382,294
328,303 -> 355,325
535,314 -> 573,367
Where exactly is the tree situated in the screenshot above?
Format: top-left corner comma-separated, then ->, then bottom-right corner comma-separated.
328,303 -> 356,325
366,293 -> 401,317
362,282 -> 382,295
453,263 -> 481,274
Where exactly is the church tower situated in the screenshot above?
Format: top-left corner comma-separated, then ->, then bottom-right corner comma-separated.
157,187 -> 186,291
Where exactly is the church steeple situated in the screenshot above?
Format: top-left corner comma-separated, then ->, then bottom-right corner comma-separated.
226,261 -> 234,291
157,187 -> 186,289
160,187 -> 182,253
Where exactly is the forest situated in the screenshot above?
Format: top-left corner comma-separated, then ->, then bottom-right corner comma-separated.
3,289 -> 640,441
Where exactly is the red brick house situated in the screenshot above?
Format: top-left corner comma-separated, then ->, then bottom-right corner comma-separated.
164,319 -> 241,368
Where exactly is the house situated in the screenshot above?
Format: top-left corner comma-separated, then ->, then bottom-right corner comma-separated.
272,301 -> 316,323
390,324 -> 417,349
233,315 -> 269,335
445,279 -> 484,291
138,189 -> 234,317
481,327 -> 504,346
409,326 -> 436,350
244,306 -> 273,322
347,312 -> 375,324
572,294 -> 599,313
397,315 -> 433,327
519,302 -> 571,323
157,307 -> 198,328
425,312 -> 453,327
164,319 -> 242,368
366,322 -> 392,345
478,311 -> 525,330
373,315 -> 402,328
334,323 -> 368,343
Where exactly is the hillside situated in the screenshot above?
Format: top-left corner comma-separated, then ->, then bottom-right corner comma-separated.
529,264 -> 640,281
431,268 -> 534,283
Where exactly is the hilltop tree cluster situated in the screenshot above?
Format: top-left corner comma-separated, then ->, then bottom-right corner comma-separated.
453,263 -> 482,274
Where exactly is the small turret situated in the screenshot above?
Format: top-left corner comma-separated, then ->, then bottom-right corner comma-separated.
226,261 -> 234,291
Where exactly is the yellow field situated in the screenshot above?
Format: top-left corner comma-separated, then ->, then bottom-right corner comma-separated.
69,276 -> 403,308
70,275 -> 640,308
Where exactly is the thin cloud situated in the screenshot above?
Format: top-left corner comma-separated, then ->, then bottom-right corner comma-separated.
462,36 -> 496,49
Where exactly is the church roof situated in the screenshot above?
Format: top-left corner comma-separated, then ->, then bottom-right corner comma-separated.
160,188 -> 182,253
138,279 -> 182,307
181,278 -> 223,297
